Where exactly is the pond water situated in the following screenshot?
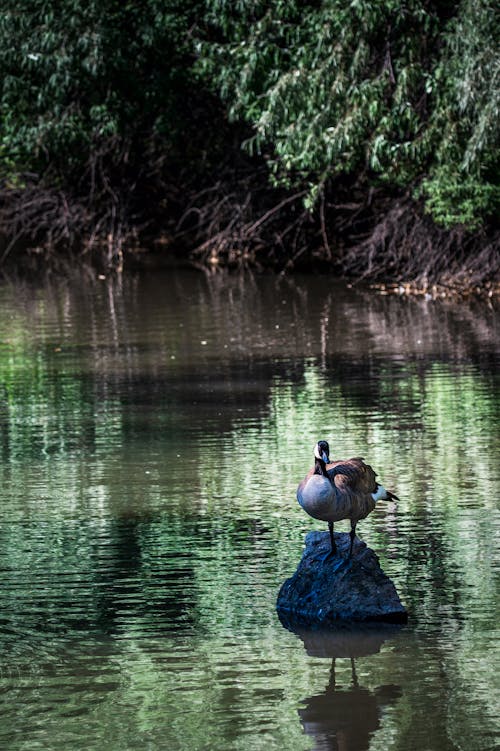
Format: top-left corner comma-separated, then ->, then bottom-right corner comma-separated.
0,270 -> 498,751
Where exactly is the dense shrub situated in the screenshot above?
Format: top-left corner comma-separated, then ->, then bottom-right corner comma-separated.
0,0 -> 497,276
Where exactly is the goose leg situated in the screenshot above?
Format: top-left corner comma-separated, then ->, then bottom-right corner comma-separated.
329,520 -> 337,556
349,522 -> 356,558
320,521 -> 337,562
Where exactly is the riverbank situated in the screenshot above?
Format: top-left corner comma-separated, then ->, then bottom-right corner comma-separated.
1,2 -> 497,301
370,280 -> 500,300
1,247 -> 498,302
1,180 -> 498,300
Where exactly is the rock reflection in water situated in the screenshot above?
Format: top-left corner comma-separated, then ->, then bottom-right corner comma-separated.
283,618 -> 402,751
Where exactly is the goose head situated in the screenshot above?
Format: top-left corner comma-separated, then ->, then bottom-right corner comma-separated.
314,440 -> 330,464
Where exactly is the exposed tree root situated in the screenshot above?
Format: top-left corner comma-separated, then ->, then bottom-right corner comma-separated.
0,158 -> 498,296
177,175 -> 499,294
174,164 -> 311,270
338,198 -> 499,291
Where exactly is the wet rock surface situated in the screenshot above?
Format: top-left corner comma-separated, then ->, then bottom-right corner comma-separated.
277,531 -> 408,624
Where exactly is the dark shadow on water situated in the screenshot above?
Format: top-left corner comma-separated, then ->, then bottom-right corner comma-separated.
279,615 -> 403,751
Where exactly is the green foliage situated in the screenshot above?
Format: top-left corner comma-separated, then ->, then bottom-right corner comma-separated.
0,0 -> 202,180
200,1 -> 432,181
420,0 -> 500,227
200,0 -> 499,228
0,0 -> 497,238
421,168 -> 499,229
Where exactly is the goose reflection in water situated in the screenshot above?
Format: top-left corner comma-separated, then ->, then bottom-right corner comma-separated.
299,658 -> 401,751
281,617 -> 402,751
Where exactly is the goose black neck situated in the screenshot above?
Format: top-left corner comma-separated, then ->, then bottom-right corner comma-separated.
314,458 -> 329,477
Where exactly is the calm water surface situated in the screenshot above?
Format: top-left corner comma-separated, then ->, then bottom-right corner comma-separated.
0,271 -> 498,751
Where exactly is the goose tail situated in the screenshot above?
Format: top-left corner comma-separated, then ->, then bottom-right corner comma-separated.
386,489 -> 400,502
372,484 -> 400,502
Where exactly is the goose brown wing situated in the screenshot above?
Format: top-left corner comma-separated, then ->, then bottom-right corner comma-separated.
327,458 -> 377,494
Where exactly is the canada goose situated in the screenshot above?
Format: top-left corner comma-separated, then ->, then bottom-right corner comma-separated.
297,440 -> 399,561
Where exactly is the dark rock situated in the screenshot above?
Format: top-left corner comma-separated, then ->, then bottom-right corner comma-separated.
277,531 -> 408,624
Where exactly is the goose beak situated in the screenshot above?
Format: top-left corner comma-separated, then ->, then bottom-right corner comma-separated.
321,451 -> 330,463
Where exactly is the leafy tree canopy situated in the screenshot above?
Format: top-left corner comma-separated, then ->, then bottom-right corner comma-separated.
0,0 -> 203,180
0,0 -> 497,236
199,0 -> 499,227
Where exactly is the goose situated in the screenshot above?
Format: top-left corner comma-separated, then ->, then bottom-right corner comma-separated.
297,440 -> 399,562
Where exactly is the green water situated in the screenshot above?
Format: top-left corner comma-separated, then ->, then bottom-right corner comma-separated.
0,271 -> 498,751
